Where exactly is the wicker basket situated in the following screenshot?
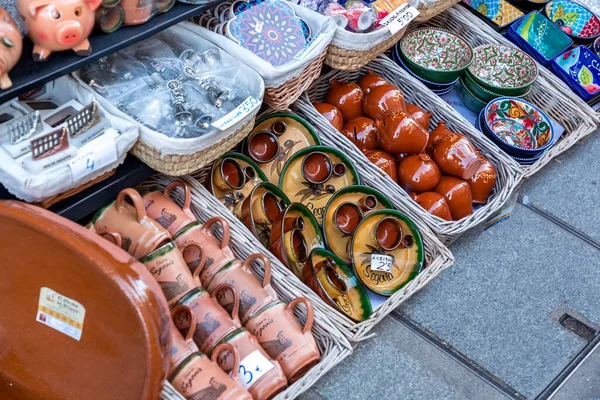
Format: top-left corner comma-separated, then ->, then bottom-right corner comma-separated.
294,55 -> 524,244
414,0 -> 461,22
37,169 -> 116,209
137,175 -> 352,400
423,8 -> 600,177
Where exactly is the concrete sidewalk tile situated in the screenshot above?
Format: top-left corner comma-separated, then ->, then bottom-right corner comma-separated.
551,343 -> 600,400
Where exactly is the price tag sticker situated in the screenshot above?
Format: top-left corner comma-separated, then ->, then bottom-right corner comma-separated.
371,254 -> 393,273
237,350 -> 275,389
37,287 -> 86,341
212,96 -> 260,131
380,4 -> 420,35
68,129 -> 118,181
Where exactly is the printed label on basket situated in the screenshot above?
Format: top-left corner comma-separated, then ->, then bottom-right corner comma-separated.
371,254 -> 393,273
255,21 -> 264,33
237,350 -> 274,389
294,33 -> 325,60
69,128 -> 118,181
380,4 -> 420,35
37,287 -> 85,341
212,96 -> 260,131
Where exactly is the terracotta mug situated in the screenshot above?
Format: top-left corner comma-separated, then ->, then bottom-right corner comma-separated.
169,305 -> 199,375
96,227 -> 122,248
247,131 -> 280,164
214,158 -> 257,191
214,328 -> 288,400
143,181 -> 197,236
208,254 -> 279,324
169,345 -> 252,400
139,241 -> 203,306
245,298 -> 320,383
174,217 -> 235,287
174,284 -> 242,356
92,188 -> 171,259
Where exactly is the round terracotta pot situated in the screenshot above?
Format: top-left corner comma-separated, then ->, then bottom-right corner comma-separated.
393,152 -> 409,165
426,120 -> 453,156
358,70 -> 388,93
398,154 -> 441,194
325,80 -> 364,121
433,133 -> 482,180
434,176 -> 473,220
363,84 -> 406,120
410,192 -> 452,221
313,102 -> 344,132
363,150 -> 398,183
405,104 -> 432,130
341,117 -> 378,151
375,111 -> 429,154
468,154 -> 497,205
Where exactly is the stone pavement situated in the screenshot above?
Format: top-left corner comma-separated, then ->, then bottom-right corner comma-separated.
301,131 -> 600,400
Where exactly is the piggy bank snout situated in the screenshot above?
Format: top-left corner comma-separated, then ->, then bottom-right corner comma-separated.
56,22 -> 83,45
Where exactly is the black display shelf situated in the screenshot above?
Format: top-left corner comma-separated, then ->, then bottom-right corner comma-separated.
0,2 -> 216,105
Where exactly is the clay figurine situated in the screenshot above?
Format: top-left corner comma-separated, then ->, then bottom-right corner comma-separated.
0,8 -> 22,89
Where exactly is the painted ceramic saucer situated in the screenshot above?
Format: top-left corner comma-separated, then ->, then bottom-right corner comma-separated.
240,182 -> 290,250
243,113 -> 321,185
208,153 -> 268,218
551,45 -> 600,102
544,0 -> 600,42
303,248 -> 373,323
350,209 -> 424,296
463,0 -> 524,28
279,146 -> 360,225
322,185 -> 393,264
270,202 -> 324,279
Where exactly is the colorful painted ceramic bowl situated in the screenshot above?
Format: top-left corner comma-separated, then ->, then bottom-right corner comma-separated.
550,45 -> 600,102
350,209 -> 424,296
508,11 -> 573,65
544,1 -> 600,43
399,28 -> 474,84
483,97 -> 554,157
392,43 -> 460,91
303,248 -> 372,323
458,76 -> 488,112
467,44 -> 538,95
462,0 -> 524,29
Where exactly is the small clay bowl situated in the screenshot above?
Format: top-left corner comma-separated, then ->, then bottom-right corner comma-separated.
247,130 -> 281,164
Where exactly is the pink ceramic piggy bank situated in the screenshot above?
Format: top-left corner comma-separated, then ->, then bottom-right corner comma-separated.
18,0 -> 101,61
0,9 -> 23,89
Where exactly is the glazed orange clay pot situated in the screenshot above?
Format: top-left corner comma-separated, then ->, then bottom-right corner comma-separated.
341,117 -> 378,151
393,153 -> 409,165
169,305 -> 199,375
433,133 -> 482,180
410,192 -> 452,221
405,104 -> 432,130
325,80 -> 364,121
143,181 -> 197,237
375,111 -> 429,154
358,70 -> 388,93
468,154 -> 497,205
363,150 -> 398,183
313,102 -> 344,132
434,176 -> 473,220
425,120 -> 452,156
363,84 -> 406,120
398,154 -> 441,194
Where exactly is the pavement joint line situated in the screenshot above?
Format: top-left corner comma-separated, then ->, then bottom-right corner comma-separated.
390,311 -> 525,400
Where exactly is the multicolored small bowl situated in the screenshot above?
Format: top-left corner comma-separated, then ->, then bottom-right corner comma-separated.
550,45 -> 600,102
544,0 -> 600,44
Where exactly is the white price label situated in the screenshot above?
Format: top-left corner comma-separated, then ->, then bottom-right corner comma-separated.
69,129 -> 118,181
37,287 -> 86,341
380,4 -> 420,35
212,96 -> 260,131
371,254 -> 393,273
237,350 -> 275,389
255,21 -> 264,33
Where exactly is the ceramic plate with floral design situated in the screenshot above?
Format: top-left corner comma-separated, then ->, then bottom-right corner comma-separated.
551,45 -> 600,101
545,0 -> 600,40
468,44 -> 538,90
461,0 -> 524,28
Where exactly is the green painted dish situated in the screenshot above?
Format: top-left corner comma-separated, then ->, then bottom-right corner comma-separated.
463,70 -> 531,102
458,76 -> 488,113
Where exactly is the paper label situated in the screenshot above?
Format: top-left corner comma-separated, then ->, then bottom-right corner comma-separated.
380,4 -> 420,35
37,287 -> 85,341
237,350 -> 275,389
255,21 -> 264,33
212,96 -> 260,131
371,254 -> 393,273
69,129 -> 118,181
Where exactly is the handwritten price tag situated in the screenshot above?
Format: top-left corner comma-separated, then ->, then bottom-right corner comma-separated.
371,254 -> 393,273
212,96 -> 260,131
380,4 -> 420,35
237,350 -> 275,390
68,129 -> 118,181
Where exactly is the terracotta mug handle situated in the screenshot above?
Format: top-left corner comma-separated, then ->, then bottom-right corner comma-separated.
211,283 -> 240,326
164,181 -> 196,221
97,228 -> 122,248
170,304 -> 197,345
243,253 -> 272,290
211,342 -> 240,381
202,216 -> 231,250
286,297 -> 314,335
116,188 -> 146,223
180,243 -> 206,286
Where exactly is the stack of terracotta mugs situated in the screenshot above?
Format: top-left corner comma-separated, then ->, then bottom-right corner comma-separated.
89,181 -> 321,400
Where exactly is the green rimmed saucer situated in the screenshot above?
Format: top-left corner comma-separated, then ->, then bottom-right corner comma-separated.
350,209 -> 424,296
322,185 -> 393,265
304,248 -> 373,323
463,70 -> 532,102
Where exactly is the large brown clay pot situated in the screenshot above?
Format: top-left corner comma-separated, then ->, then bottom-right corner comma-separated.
375,111 -> 429,154
398,154 -> 441,194
433,133 -> 482,180
342,117 -> 378,151
426,120 -> 453,156
410,192 -> 452,221
358,70 -> 388,93
468,153 -> 497,205
434,176 -> 473,220
325,80 -> 364,121
363,150 -> 398,183
363,84 -> 406,120
405,104 -> 432,130
313,102 -> 344,132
